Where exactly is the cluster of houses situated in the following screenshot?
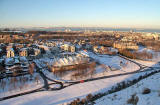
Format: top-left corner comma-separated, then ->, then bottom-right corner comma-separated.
5,56 -> 29,73
121,35 -> 139,42
112,32 -> 160,51
0,43 -> 43,74
120,32 -> 160,42
37,40 -> 119,55
0,31 -> 159,74
113,41 -> 139,50
36,40 -> 91,53
5,44 -> 41,58
93,46 -> 118,55
142,33 -> 160,40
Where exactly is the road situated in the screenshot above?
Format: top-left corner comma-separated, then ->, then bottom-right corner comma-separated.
34,61 -> 63,90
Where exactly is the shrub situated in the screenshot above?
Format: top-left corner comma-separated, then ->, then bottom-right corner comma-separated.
142,88 -> 151,94
80,98 -> 87,104
127,94 -> 139,105
86,94 -> 93,101
158,91 -> 160,97
70,100 -> 78,105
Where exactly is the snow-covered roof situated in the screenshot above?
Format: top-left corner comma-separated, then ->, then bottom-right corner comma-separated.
0,58 -> 3,63
39,45 -> 49,51
7,48 -> 14,51
14,58 -> 20,63
5,58 -> 14,65
19,56 -> 28,62
20,48 -> 27,51
79,50 -> 89,57
75,44 -> 82,49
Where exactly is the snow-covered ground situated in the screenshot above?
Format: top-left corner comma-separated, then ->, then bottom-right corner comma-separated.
134,59 -> 160,67
138,46 -> 160,62
0,66 -> 159,105
0,73 -> 44,98
88,52 -> 139,72
95,72 -> 160,105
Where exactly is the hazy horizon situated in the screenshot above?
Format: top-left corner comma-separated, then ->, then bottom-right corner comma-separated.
0,0 -> 160,29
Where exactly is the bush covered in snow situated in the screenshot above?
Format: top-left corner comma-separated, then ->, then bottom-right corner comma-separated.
142,88 -> 151,94
127,94 -> 139,105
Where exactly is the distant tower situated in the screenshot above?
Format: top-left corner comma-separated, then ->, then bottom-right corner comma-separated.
65,28 -> 71,32
130,29 -> 134,33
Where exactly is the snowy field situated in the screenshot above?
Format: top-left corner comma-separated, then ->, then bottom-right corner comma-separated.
95,72 -> 160,105
138,46 -> 160,62
0,73 -> 44,98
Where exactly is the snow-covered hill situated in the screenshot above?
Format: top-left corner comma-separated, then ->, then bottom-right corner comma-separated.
95,72 -> 160,105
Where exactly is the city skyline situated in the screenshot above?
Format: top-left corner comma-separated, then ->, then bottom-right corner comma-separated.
0,0 -> 160,29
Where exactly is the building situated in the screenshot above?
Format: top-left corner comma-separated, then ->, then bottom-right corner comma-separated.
113,42 -> 139,50
93,46 -> 104,53
0,35 -> 4,39
61,44 -> 69,51
63,44 -> 69,51
0,35 -> 11,39
75,44 -> 82,51
142,33 -> 159,40
50,47 -> 60,53
69,46 -> 75,52
84,44 -> 92,50
15,44 -> 24,49
93,46 -> 98,52
6,48 -> 15,58
61,43 -> 75,52
34,48 -> 41,56
19,48 -> 28,56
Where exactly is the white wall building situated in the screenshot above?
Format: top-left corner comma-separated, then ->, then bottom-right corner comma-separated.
6,48 -> 15,58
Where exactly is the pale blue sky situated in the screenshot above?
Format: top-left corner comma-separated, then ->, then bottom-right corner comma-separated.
0,0 -> 160,28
